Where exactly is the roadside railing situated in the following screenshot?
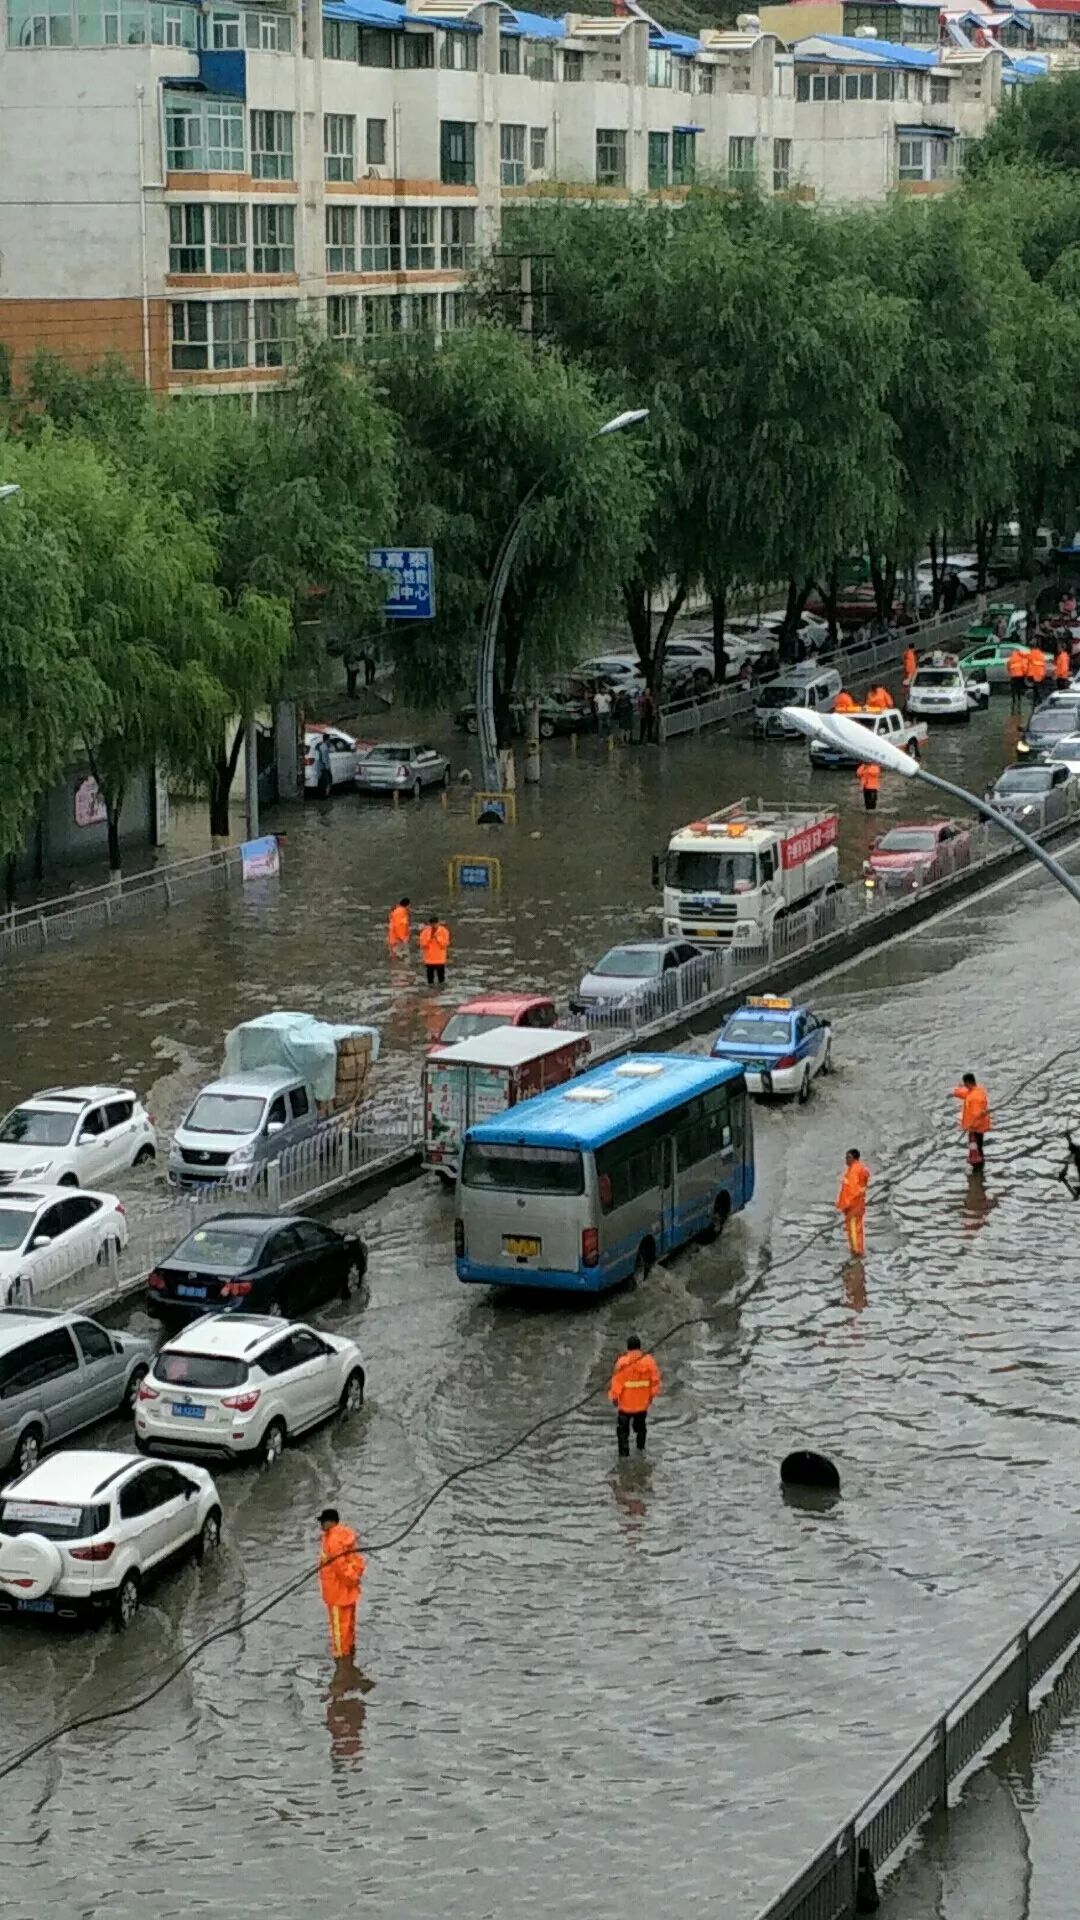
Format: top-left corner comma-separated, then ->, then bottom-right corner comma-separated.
0,844 -> 246,962
753,1558 -> 1080,1920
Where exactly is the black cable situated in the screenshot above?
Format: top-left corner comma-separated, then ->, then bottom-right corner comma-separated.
3,1036 -> 1080,1783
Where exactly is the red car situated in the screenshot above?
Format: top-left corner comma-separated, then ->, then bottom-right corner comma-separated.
428,993 -> 558,1055
864,821 -> 971,891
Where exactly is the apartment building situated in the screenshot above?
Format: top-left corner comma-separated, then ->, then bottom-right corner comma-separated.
0,0 -> 1030,397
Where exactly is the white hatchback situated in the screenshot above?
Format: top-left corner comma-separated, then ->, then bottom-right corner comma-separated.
0,1187 -> 129,1307
134,1313 -> 366,1465
0,1449 -> 221,1627
303,725 -> 369,794
0,1086 -> 156,1190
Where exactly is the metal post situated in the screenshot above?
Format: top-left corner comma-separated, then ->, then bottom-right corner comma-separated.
523,699 -> 541,784
244,716 -> 260,841
936,1716 -> 950,1811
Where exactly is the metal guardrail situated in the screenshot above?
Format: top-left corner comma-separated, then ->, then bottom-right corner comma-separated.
755,1559 -> 1080,1920
0,844 -> 246,962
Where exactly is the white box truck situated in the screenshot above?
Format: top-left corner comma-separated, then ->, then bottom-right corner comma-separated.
654,799 -> 839,945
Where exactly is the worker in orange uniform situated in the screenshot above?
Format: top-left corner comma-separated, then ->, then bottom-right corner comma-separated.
418,912 -> 451,986
834,690 -> 857,713
1027,644 -> 1047,705
1007,646 -> 1029,715
952,1072 -> 992,1171
865,685 -> 894,711
836,1148 -> 870,1257
1055,644 -> 1071,691
387,895 -> 411,957
319,1506 -> 366,1663
903,645 -> 917,684
609,1334 -> 662,1457
857,760 -> 881,811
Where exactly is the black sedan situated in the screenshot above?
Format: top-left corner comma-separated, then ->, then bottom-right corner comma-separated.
146,1214 -> 367,1321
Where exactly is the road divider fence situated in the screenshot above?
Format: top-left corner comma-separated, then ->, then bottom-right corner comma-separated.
0,844 -> 246,962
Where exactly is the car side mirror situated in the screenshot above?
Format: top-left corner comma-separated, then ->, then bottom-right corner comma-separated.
266,1120 -> 285,1136
31,1234 -> 51,1249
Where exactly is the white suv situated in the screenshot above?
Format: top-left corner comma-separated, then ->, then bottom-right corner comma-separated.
0,1450 -> 220,1628
134,1314 -> 366,1465
0,1187 -> 129,1307
0,1087 -> 156,1189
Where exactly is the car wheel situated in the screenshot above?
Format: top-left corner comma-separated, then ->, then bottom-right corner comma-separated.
14,1424 -> 43,1477
133,1144 -> 156,1167
821,1039 -> 833,1076
539,719 -> 556,740
411,778 -> 422,799
466,716 -> 479,735
196,1508 -> 222,1563
260,1418 -> 286,1467
122,1364 -> 148,1414
112,1571 -> 141,1630
630,1240 -> 654,1288
58,1174 -> 79,1189
340,1369 -> 365,1416
798,1069 -> 812,1106
342,1255 -> 365,1299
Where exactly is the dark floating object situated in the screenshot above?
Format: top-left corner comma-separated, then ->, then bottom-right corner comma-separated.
780,1449 -> 841,1492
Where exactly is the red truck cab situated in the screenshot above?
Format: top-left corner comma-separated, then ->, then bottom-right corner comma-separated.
428,993 -> 558,1055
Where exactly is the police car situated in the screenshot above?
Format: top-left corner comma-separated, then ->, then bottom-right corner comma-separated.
709,996 -> 832,1102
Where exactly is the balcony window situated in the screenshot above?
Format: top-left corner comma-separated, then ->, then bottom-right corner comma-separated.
250,109 -> 293,180
773,137 -> 791,192
500,122 -> 526,187
361,206 -> 394,273
253,299 -> 297,368
595,127 -> 626,187
165,98 -> 245,172
441,120 -> 476,185
898,136 -> 924,181
440,28 -> 477,69
526,39 -> 554,78
500,35 -> 521,72
562,48 -> 584,79
168,203 -> 205,274
252,203 -> 294,273
328,294 -> 360,353
530,125 -> 547,172
647,130 -> 669,189
210,203 -> 246,271
171,300 -> 249,371
366,117 -> 387,165
441,289 -> 472,330
440,206 -> 476,269
326,205 -> 357,274
672,129 -> 695,185
647,47 -> 671,86
404,207 -> 436,270
324,113 -> 355,183
728,135 -> 755,186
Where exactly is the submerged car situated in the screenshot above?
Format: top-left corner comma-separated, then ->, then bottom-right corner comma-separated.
355,742 -> 450,796
303,726 -> 371,794
986,762 -> 1077,825
1018,699 -> 1080,758
906,661 -> 989,721
864,821 -> 971,891
569,940 -> 705,1022
710,996 -> 832,1103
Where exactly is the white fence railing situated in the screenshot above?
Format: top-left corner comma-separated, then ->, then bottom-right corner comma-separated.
0,844 -> 247,963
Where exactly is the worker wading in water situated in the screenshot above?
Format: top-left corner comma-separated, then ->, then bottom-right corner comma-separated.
319,1506 -> 366,1662
952,1074 -> 991,1171
836,1148 -> 870,1257
857,761 -> 881,812
609,1335 -> 661,1457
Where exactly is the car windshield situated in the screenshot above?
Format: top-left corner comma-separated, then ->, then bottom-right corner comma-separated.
1047,739 -> 1080,763
0,1499 -> 107,1541
168,1226 -> 262,1269
185,1093 -> 265,1135
0,1108 -> 78,1147
0,1209 -> 34,1251
461,1142 -> 585,1195
996,768 -> 1051,794
721,1015 -> 791,1046
757,684 -> 805,709
594,948 -> 663,979
914,670 -> 959,686
152,1352 -> 249,1389
666,850 -> 758,892
438,1013 -> 507,1045
1030,709 -> 1077,736
877,829 -> 938,853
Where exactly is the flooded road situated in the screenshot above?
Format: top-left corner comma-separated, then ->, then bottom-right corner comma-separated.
3,698 -> 1080,1920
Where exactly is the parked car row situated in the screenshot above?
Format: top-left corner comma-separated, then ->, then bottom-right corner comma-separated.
305,725 -> 451,799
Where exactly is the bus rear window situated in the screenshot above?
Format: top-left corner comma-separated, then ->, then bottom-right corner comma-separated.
461,1142 -> 584,1195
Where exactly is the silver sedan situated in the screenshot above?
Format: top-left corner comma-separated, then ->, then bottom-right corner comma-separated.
355,742 -> 451,797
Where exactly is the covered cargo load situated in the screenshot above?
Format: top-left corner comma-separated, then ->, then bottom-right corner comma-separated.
221,1012 -> 380,1112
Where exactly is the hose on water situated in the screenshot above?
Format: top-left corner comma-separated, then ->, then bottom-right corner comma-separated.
3,1037 -> 1080,1785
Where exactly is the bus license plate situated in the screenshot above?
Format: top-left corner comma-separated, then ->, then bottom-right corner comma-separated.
504,1235 -> 540,1258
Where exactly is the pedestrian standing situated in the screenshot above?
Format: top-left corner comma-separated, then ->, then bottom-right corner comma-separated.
1007,647 -> 1028,715
609,1335 -> 661,1457
857,761 -> 881,812
951,1073 -> 991,1172
1055,644 -> 1071,691
902,645 -> 917,684
314,733 -> 333,799
1028,644 -> 1048,704
364,652 -> 377,687
637,687 -> 656,744
419,912 -> 451,986
1025,604 -> 1038,645
318,1506 -> 366,1663
387,895 -> 411,957
594,687 -> 613,737
614,688 -> 634,742
836,1149 -> 870,1258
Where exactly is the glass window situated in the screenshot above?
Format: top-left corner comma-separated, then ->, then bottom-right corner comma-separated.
252,203 -> 294,273
500,34 -> 521,72
728,135 -> 755,184
213,300 -> 249,369
358,25 -> 392,64
441,288 -> 472,331
210,203 -> 246,271
440,205 -> 475,269
328,293 -> 360,350
323,17 -> 357,59
844,72 -> 858,98
0,1107 -> 76,1147
526,38 -> 554,79
324,112 -> 355,182
366,116 -> 386,165
250,108 -> 293,181
672,129 -> 695,185
595,127 -> 626,186
246,7 -> 288,48
254,300 -> 297,367
930,73 -> 949,102
529,125 -> 547,172
289,1087 -> 311,1120
875,69 -> 893,98
363,293 -> 396,337
898,137 -> 924,181
675,56 -> 693,91
500,122 -> 526,187
168,203 -> 205,274
461,1142 -> 584,1195
165,101 -> 201,171
698,64 -> 714,92
361,205 -> 393,272
811,73 -> 826,100
397,30 -> 432,67
440,27 -> 476,68
404,206 -> 435,270
206,101 -> 245,171
773,137 -> 791,192
210,7 -> 239,46
150,3 -> 196,44
859,71 -> 873,97
827,71 -> 841,99
647,130 -> 669,189
171,300 -> 209,370
562,47 -> 583,80
406,292 -> 437,330
326,204 -> 357,273
152,1351 -> 247,1388
440,120 -> 476,185
74,1320 -> 114,1363
796,72 -> 810,101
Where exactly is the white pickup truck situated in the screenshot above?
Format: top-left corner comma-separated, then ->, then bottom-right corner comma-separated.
808,705 -> 928,768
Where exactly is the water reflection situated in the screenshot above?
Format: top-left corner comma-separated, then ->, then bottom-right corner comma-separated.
325,1664 -> 374,1771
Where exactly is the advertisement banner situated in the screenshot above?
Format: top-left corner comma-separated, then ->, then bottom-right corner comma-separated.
780,815 -> 838,870
240,835 -> 281,882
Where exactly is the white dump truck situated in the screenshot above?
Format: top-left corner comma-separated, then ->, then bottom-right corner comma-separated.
655,799 -> 839,945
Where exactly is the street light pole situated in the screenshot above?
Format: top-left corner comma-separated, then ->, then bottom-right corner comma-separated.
474,408 -> 649,795
781,706 -> 1080,910
0,484 -> 21,503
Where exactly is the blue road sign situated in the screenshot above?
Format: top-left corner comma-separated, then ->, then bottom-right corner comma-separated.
369,546 -> 435,620
459,864 -> 492,887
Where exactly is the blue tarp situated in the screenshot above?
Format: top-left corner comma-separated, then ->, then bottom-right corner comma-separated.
222,1013 -> 380,1105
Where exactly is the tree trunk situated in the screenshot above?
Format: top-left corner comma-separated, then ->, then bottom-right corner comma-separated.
650,583 -> 688,699
623,581 -> 654,684
106,799 -> 123,882
209,726 -> 246,843
867,543 -> 898,632
929,530 -> 943,611
974,517 -> 992,593
1018,489 -> 1042,581
4,853 -> 16,913
707,577 -> 728,683
493,622 -> 524,749
778,577 -> 814,664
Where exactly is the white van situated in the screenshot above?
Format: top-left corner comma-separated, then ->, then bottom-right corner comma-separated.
754,664 -> 843,739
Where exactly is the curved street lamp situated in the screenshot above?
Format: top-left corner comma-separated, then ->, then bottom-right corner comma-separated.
780,705 -> 1080,910
474,408 -> 650,794
0,484 -> 21,503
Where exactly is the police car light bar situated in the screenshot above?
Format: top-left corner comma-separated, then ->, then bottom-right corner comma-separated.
780,707 -> 919,778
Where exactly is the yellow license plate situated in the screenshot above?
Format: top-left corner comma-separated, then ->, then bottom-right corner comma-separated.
504,1235 -> 540,1257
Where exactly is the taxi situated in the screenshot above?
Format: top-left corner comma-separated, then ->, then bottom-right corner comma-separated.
709,995 -> 832,1103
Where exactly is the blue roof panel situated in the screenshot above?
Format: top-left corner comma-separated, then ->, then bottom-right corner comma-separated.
504,6 -> 567,36
466,1053 -> 744,1152
324,0 -> 410,24
796,32 -> 939,66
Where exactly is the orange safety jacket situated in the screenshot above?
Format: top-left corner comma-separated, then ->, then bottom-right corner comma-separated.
419,922 -> 451,966
834,692 -> 856,712
319,1524 -> 366,1608
857,762 -> 881,792
387,905 -> 410,947
952,1084 -> 991,1134
1028,648 -> 1047,682
609,1349 -> 661,1414
836,1161 -> 870,1217
903,649 -> 917,681
1056,651 -> 1071,681
1007,650 -> 1029,680
866,688 -> 893,711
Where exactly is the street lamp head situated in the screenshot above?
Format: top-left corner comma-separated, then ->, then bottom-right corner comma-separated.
0,484 -> 21,503
596,408 -> 650,437
779,706 -> 920,779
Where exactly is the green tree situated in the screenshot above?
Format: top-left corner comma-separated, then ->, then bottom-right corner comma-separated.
377,325 -> 647,735
967,72 -> 1080,176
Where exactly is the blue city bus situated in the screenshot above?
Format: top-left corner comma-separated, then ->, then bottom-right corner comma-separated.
455,1053 -> 753,1292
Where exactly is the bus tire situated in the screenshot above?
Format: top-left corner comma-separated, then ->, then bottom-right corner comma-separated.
630,1240 -> 654,1288
699,1194 -> 731,1245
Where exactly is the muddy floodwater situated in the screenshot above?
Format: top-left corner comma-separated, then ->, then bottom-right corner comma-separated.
2,702 -> 1079,1920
